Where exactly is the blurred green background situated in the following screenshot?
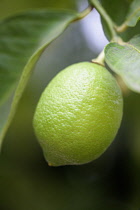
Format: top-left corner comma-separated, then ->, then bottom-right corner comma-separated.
0,0 -> 140,209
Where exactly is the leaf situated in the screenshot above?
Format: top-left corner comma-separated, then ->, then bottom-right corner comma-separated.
0,0 -> 78,20
0,9 -> 78,147
125,0 -> 140,27
105,35 -> 140,93
100,0 -> 130,25
99,0 -> 140,41
99,0 -> 130,40
129,34 -> 140,50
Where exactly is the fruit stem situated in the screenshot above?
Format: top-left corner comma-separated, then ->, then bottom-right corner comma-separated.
92,49 -> 105,66
88,0 -> 118,40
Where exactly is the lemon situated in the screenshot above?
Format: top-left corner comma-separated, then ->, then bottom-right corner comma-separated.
33,62 -> 123,166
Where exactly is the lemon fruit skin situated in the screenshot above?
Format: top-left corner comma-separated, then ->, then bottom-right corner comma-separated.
33,62 -> 123,166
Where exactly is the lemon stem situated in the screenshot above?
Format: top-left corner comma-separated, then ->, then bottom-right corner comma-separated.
92,49 -> 105,66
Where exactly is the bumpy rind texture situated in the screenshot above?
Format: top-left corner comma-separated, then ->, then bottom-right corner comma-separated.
33,62 -> 123,166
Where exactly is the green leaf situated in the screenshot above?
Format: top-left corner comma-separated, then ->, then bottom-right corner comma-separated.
99,0 -> 130,40
105,35 -> 140,93
129,34 -> 140,50
99,0 -> 140,41
0,9 -> 78,147
125,0 -> 140,27
100,0 -> 130,25
0,0 -> 78,20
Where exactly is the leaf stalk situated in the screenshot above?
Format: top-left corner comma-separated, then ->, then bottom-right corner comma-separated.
88,0 -> 118,40
92,49 -> 105,66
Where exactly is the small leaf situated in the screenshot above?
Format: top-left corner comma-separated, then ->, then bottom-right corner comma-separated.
0,9 -> 78,147
125,0 -> 140,27
105,35 -> 140,93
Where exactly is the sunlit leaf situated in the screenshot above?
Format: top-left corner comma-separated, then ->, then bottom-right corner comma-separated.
105,35 -> 140,93
0,9 -> 78,147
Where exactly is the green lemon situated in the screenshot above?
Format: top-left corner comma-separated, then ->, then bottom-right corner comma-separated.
33,62 -> 123,166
